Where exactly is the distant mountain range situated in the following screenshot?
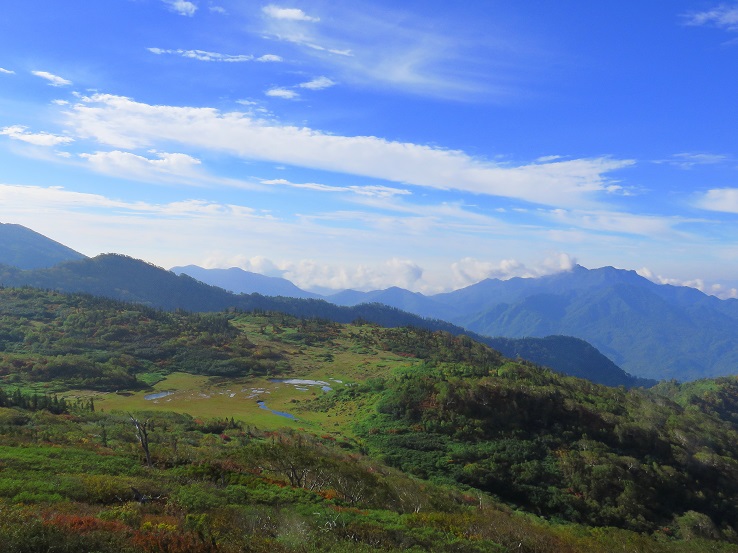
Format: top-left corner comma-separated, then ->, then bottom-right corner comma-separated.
170,265 -> 321,300
4,222 -> 736,383
0,224 -> 646,387
325,266 -> 738,381
0,223 -> 86,269
178,263 -> 738,382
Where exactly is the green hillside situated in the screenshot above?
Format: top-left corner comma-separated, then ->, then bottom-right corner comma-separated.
0,287 -> 736,551
0,254 -> 641,387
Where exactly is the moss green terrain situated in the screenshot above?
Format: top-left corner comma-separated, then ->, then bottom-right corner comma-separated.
0,287 -> 737,552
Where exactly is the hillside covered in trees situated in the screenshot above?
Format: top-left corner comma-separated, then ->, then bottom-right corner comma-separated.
0,254 -> 644,387
0,286 -> 736,551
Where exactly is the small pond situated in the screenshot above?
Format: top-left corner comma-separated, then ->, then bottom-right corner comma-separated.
256,400 -> 297,420
269,378 -> 332,392
144,391 -> 175,401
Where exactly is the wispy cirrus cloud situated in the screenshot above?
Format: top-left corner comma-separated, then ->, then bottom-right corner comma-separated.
258,2 -> 536,100
683,5 -> 738,31
164,0 -> 197,17
32,70 -> 72,87
0,68 -> 14,75
148,48 -> 282,63
262,178 -> 410,198
663,152 -> 729,169
262,5 -> 320,22
546,208 -> 686,237
0,125 -> 74,146
0,183 -> 264,221
65,93 -> 633,208
261,4 -> 352,56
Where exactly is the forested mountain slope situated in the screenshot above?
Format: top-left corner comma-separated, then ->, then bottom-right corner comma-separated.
331,265 -> 738,381
0,257 -> 641,387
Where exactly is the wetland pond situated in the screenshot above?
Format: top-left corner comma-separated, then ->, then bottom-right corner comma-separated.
144,391 -> 175,400
142,378 -> 339,420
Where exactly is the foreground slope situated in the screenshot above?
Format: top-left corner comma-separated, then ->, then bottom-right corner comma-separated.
0,292 -> 736,550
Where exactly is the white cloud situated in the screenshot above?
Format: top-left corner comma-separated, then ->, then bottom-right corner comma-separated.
263,76 -> 335,101
684,6 -> 738,31
694,188 -> 738,213
76,149 -> 263,190
164,0 -> 197,16
0,68 -> 14,75
262,5 -> 319,22
450,253 -> 576,288
262,178 -> 410,198
32,70 -> 72,87
148,48 -> 278,62
79,150 -> 202,180
223,256 -> 424,292
298,76 -> 336,90
256,54 -> 283,62
66,93 -> 633,209
710,283 -> 738,299
0,125 -> 74,146
637,267 -> 707,292
265,87 -> 299,99
209,5 -> 226,14
634,268 -> 738,299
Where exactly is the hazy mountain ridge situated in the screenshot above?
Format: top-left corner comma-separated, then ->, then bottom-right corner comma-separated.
207,262 -> 736,382
0,224 -> 726,383
450,275 -> 738,381
0,248 -> 642,387
171,265 -> 322,300
0,222 -> 86,269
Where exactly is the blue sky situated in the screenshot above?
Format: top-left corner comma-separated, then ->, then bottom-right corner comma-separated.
1,1 -> 738,296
